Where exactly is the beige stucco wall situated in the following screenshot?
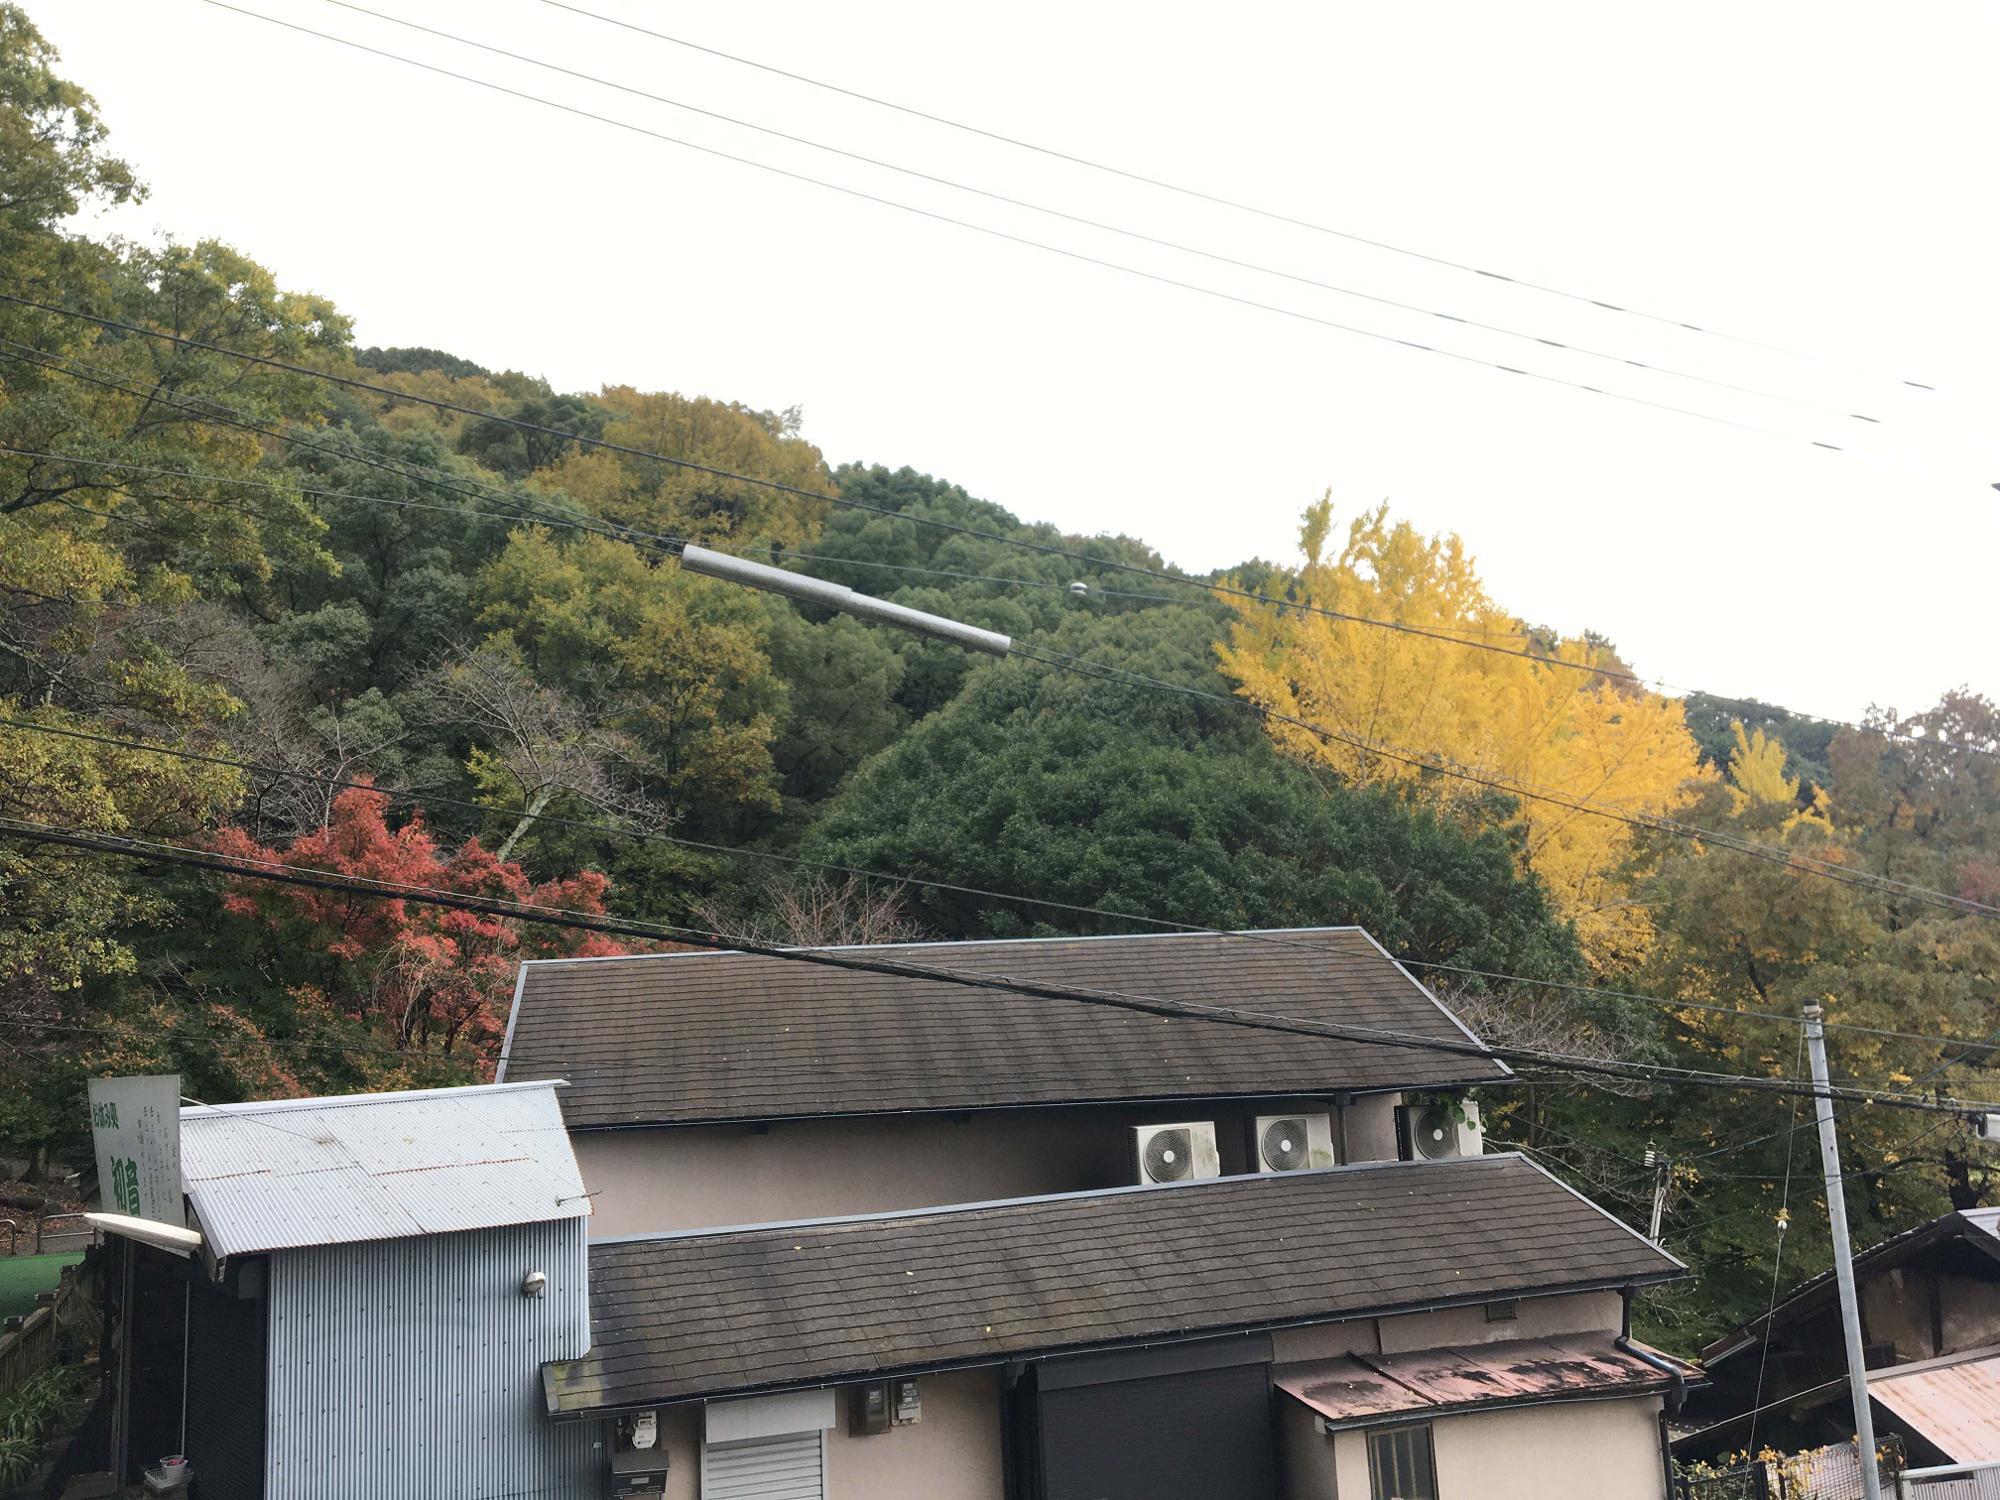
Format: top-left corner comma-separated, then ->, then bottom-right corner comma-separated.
1268,1289 -> 1623,1364
625,1372 -> 1002,1500
825,1369 -> 1005,1500
1280,1393 -> 1341,1499
1315,1395 -> 1665,1500
577,1094 -> 1411,1236
1377,1290 -> 1626,1353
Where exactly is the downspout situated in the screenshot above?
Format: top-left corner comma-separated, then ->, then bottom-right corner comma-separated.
1618,1286 -> 1687,1500
999,1362 -> 1025,1500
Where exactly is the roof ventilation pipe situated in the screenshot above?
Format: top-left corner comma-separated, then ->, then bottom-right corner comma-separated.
678,545 -> 1012,657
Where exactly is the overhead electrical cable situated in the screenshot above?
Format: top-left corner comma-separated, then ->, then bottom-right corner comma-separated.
3,712 -> 1984,1072
1396,961 -> 2000,1054
3,339 -> 1988,917
532,0 -> 1937,392
10,314 -> 1981,769
1011,641 -> 2000,920
186,2 -> 1838,449
4,812 -> 1997,1115
313,0 -> 1872,426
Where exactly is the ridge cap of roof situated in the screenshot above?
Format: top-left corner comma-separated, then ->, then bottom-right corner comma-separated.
590,1152 -> 1519,1248
181,1077 -> 566,1120
515,925 -> 1368,973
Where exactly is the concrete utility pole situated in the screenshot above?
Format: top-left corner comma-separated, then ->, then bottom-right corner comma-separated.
1803,1000 -> 1883,1500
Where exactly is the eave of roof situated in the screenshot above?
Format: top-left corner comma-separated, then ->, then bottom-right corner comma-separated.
545,1152 -> 1683,1417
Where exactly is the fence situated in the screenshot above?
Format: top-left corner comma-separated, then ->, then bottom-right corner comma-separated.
0,1259 -> 85,1399
1899,1462 -> 2000,1499
1680,1436 -> 1907,1500
0,1215 -> 92,1257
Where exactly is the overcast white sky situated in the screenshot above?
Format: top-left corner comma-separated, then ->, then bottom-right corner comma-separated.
40,0 -> 2000,722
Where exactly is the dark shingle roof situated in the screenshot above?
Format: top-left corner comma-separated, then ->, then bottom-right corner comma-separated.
503,928 -> 1507,1129
545,1153 -> 1682,1415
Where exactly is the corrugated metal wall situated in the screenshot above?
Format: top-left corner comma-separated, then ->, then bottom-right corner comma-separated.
266,1219 -> 600,1500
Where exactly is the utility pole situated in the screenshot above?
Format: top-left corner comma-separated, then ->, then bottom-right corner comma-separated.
1804,1000 -> 1883,1500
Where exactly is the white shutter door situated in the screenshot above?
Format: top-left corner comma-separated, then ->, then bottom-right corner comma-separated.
699,1430 -> 826,1499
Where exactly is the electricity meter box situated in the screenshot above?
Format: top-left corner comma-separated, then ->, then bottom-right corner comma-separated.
850,1377 -> 922,1435
609,1408 -> 667,1498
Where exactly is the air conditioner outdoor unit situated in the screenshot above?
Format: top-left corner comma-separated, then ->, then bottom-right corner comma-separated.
1396,1098 -> 1482,1162
1132,1121 -> 1220,1184
1252,1112 -> 1337,1173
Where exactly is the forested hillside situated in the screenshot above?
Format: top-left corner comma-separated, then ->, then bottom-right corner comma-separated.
3,7 -> 1997,1348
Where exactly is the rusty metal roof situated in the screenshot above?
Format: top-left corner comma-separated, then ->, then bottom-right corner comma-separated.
180,1080 -> 589,1258
1870,1346 -> 2000,1463
1276,1334 -> 1696,1429
502,927 -> 1509,1129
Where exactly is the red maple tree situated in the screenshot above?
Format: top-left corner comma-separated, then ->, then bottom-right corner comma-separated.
210,785 -> 628,1066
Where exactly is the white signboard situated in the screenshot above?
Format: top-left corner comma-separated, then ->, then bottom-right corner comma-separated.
87,1074 -> 183,1227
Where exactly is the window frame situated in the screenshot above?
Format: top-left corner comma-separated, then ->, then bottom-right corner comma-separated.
1367,1420 -> 1439,1500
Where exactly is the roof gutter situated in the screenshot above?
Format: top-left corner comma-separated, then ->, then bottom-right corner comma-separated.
544,1272 -> 1685,1421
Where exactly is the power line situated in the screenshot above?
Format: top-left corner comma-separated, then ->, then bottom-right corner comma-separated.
8,712 -> 1990,1080
0,711 -> 1254,939
315,0 -> 1871,427
9,347 -> 1993,909
532,0 -> 1937,393
1013,640 -> 2000,920
1400,960 -> 2000,1054
9,310 -> 1979,768
3,812 -> 1997,1115
4,344 -> 1987,921
189,1 -> 1837,449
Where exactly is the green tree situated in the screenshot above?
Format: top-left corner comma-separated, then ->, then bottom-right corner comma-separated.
803,605 -> 1581,976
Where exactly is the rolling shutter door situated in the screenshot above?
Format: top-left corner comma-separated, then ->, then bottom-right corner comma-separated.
699,1430 -> 826,1499
1037,1362 -> 1277,1500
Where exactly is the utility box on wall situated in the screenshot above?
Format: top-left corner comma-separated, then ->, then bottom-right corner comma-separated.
850,1377 -> 922,1435
608,1410 -> 666,1498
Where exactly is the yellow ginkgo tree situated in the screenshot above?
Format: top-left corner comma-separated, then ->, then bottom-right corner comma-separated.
1217,496 -> 1709,968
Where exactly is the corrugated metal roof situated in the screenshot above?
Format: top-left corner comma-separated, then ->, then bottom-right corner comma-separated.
181,1080 -> 589,1258
1275,1335 -> 1696,1429
1871,1346 -> 2000,1463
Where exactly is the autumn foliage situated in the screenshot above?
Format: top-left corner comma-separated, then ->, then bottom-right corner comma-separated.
211,786 -> 626,1064
1218,497 -> 1709,969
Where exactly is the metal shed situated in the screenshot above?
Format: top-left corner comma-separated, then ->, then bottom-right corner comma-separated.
129,1081 -> 600,1500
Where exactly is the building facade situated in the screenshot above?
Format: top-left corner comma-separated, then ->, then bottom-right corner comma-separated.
109,1081 -> 600,1500
503,928 -> 1696,1500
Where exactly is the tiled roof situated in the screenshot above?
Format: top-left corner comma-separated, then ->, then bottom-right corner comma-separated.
180,1081 -> 588,1257
502,928 -> 1508,1129
544,1153 -> 1682,1415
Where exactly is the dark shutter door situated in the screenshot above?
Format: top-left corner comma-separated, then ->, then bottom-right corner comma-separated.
184,1277 -> 266,1500
1037,1363 -> 1277,1500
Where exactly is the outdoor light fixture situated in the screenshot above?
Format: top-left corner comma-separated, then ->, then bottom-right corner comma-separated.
520,1269 -> 547,1299
678,544 -> 1013,656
